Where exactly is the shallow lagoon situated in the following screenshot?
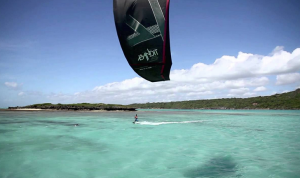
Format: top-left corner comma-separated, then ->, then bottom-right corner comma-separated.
1,110 -> 300,178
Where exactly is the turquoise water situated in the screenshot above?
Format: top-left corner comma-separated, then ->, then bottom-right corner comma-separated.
0,110 -> 300,178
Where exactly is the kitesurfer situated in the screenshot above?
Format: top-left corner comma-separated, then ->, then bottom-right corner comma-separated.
134,114 -> 138,122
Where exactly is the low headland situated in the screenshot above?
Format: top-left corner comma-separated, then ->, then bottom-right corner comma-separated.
6,103 -> 137,112
4,89 -> 300,111
128,89 -> 300,110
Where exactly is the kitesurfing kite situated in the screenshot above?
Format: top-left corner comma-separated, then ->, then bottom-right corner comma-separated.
113,0 -> 172,82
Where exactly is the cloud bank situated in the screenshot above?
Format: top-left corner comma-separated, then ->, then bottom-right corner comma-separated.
38,46 -> 299,104
254,86 -> 267,92
276,73 -> 300,85
171,46 -> 300,82
4,82 -> 22,90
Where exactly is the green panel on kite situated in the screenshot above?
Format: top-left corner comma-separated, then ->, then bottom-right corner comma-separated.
113,0 -> 172,82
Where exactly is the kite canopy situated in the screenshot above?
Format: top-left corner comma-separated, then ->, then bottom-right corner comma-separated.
113,0 -> 172,82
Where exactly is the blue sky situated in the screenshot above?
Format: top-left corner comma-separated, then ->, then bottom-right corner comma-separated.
1,0 -> 300,108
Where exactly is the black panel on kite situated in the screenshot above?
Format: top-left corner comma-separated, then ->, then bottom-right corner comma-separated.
113,0 -> 172,82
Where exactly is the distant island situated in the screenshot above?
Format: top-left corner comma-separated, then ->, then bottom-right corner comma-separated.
128,89 -> 300,110
7,103 -> 137,112
6,89 -> 300,111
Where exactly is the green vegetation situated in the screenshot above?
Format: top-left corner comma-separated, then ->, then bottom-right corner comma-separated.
26,103 -> 126,108
9,103 -> 136,111
128,89 -> 300,110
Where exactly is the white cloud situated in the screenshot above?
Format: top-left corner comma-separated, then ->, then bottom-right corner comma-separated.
243,92 -> 257,97
5,82 -> 18,88
171,47 -> 300,82
15,91 -> 43,97
229,88 -> 250,94
270,46 -> 285,55
227,91 -> 257,98
4,82 -> 22,90
44,76 -> 269,104
271,91 -> 277,95
254,86 -> 267,92
281,90 -> 290,93
226,94 -> 235,98
223,77 -> 269,88
276,73 -> 300,85
16,46 -> 300,105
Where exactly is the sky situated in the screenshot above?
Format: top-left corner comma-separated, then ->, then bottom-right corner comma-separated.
0,0 -> 300,108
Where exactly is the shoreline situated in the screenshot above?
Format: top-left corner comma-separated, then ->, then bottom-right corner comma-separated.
1,108 -> 299,112
138,108 -> 294,110
0,108 -> 136,112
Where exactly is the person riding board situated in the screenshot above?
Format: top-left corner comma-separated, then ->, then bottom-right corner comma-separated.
134,114 -> 138,122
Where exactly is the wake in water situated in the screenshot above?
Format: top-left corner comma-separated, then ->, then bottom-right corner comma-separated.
136,120 -> 204,126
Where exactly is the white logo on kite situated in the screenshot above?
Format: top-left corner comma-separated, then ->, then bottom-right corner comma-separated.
138,49 -> 158,61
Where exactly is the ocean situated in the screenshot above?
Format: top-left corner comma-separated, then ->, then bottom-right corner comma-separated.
0,109 -> 299,178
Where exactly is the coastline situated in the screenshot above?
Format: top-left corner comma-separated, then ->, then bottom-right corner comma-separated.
1,108 -> 299,112
0,108 -> 136,112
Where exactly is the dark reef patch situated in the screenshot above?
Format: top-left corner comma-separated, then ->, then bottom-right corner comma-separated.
36,120 -> 78,126
0,129 -> 14,133
183,156 -> 238,178
0,120 -> 27,125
